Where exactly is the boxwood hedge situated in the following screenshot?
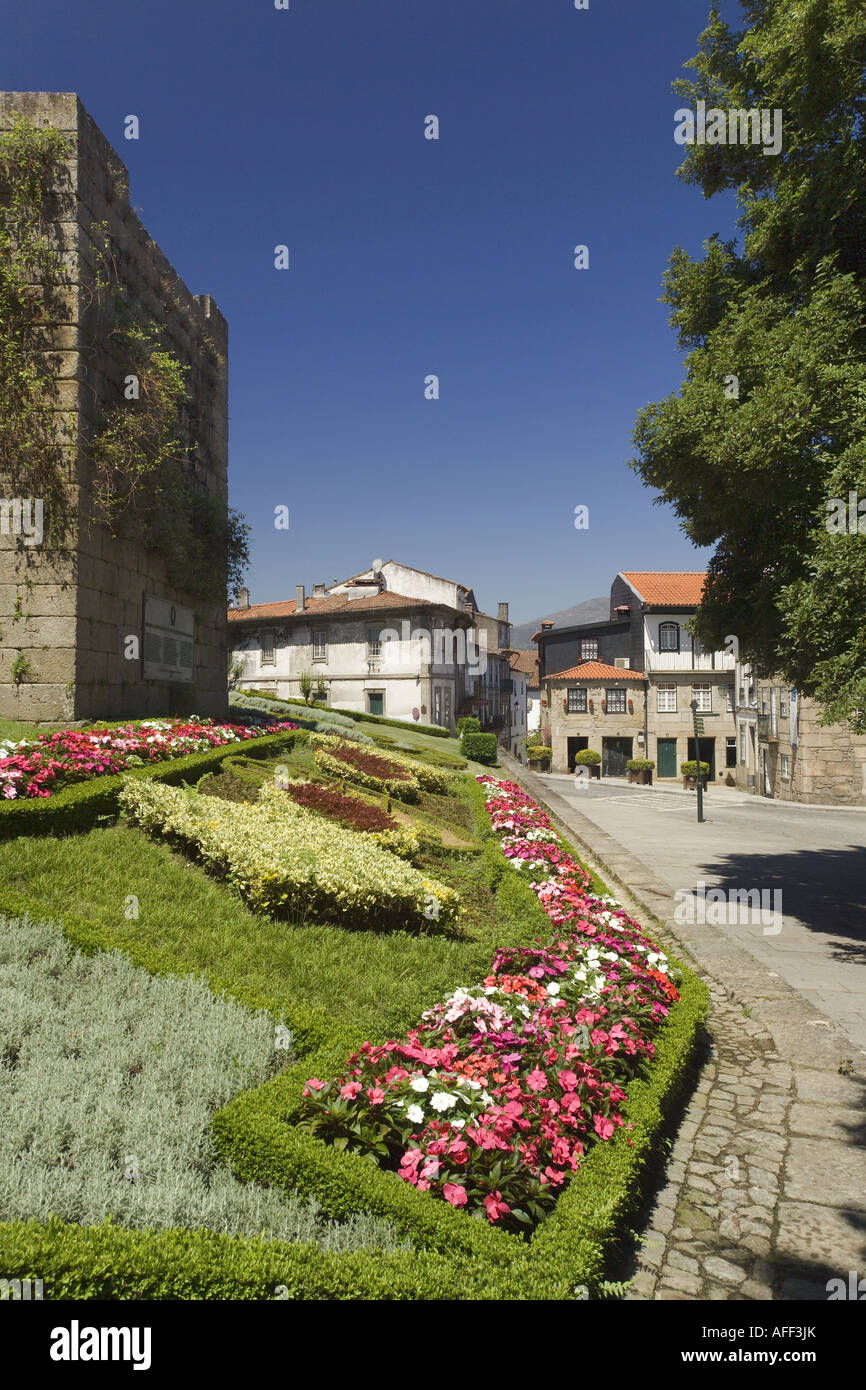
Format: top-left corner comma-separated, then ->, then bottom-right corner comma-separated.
0,730 -> 301,841
0,757 -> 709,1298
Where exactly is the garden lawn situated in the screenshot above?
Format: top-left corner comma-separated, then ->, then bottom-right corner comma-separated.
0,819 -> 544,1050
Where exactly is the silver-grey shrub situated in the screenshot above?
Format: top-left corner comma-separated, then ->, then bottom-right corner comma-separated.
0,915 -> 405,1252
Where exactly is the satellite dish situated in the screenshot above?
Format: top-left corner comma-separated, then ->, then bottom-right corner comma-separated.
372,558 -> 383,573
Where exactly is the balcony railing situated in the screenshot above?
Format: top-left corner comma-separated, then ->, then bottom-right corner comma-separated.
757,714 -> 778,741
644,650 -> 734,672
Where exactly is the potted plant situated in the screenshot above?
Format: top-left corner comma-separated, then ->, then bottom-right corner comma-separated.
681,759 -> 710,790
627,757 -> 655,785
574,748 -> 601,778
527,743 -> 552,771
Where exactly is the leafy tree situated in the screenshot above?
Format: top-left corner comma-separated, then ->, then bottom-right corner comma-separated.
631,0 -> 866,726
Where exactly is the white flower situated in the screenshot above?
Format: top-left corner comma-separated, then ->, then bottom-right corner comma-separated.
546,982 -> 561,996
451,1118 -> 465,1130
466,1078 -> 482,1091
406,1104 -> 425,1124
410,1075 -> 429,1093
430,1091 -> 457,1112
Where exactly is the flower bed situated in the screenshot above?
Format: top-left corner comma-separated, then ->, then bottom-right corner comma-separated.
310,734 -> 454,797
296,777 -> 681,1234
0,718 -> 297,801
277,779 -> 421,859
119,778 -> 459,932
310,736 -> 421,801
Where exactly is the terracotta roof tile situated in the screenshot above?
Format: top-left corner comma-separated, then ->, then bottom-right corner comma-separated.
228,591 -> 434,621
509,649 -> 540,679
619,572 -> 707,606
545,660 -> 645,682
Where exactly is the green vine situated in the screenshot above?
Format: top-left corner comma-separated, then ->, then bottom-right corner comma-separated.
0,115 -> 75,545
0,114 -> 249,601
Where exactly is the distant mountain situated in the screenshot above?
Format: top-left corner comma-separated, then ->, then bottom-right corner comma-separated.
509,597 -> 609,649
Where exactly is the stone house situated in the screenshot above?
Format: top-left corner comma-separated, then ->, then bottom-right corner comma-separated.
228,561 -> 513,734
0,92 -> 229,722
537,572 -> 736,779
733,660 -> 866,806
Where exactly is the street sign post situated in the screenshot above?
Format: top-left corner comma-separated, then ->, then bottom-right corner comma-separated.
690,698 -> 705,824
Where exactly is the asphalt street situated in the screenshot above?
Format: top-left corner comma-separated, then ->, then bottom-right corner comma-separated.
543,775 -> 866,1055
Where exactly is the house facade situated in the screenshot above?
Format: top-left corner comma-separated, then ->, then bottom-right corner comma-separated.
228,560 -> 514,737
733,661 -> 866,805
537,572 -> 737,779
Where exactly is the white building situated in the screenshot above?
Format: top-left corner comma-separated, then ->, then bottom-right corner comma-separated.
228,560 -> 514,735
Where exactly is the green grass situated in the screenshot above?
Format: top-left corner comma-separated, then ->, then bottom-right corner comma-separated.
0,718 -> 65,742
0,809 -> 541,1049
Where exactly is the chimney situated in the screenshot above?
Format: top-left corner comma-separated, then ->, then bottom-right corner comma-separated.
296,584 -> 305,612
312,582 -> 326,598
541,620 -> 554,630
498,602 -> 509,623
237,587 -> 250,610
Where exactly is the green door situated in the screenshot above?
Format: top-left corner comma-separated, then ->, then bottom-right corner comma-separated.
368,693 -> 384,716
657,738 -> 677,778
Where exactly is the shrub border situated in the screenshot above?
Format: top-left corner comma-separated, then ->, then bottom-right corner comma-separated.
0,769 -> 708,1298
0,731 -> 300,841
238,688 -> 451,738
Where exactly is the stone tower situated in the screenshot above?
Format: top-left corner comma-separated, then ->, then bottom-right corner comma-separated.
0,92 -> 229,722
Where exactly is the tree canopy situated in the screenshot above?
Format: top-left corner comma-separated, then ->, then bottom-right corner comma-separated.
631,0 -> 866,727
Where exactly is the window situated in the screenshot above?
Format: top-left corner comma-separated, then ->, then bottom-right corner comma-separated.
443,687 -> 452,728
605,688 -> 626,714
760,689 -> 769,716
567,687 -> 587,713
738,684 -> 745,706
692,683 -> 711,712
366,628 -> 382,659
658,622 -> 680,652
261,633 -> 275,666
657,683 -> 677,713
779,688 -> 788,717
780,753 -> 790,780
739,724 -> 747,763
580,638 -> 598,661
433,687 -> 443,725
312,630 -> 327,660
726,736 -> 737,768
691,633 -> 704,660
724,686 -> 733,713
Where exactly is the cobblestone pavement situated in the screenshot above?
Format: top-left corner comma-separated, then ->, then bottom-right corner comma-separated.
498,755 -> 866,1301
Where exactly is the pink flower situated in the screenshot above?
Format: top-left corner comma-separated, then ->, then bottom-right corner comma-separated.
443,1183 -> 467,1207
366,1086 -> 385,1105
526,1067 -> 548,1092
593,1114 -> 615,1140
305,1077 -> 326,1091
340,1082 -> 362,1100
483,1191 -> 510,1222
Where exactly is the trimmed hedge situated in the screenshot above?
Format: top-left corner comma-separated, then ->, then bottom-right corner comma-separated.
0,761 -> 709,1298
240,689 -> 451,738
0,731 -> 301,841
456,716 -> 481,737
0,1215 -> 488,1301
460,731 -> 498,765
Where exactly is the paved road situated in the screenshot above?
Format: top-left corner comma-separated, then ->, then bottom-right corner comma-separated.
539,774 -> 866,1056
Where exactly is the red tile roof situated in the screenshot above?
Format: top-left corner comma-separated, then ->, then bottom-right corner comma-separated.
509,649 -> 540,680
545,660 -> 645,682
228,591 -> 435,621
619,572 -> 707,606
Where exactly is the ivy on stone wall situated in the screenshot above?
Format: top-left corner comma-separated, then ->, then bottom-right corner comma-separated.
0,114 -> 249,602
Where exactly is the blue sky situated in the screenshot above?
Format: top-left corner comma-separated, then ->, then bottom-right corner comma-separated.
3,0 -> 742,624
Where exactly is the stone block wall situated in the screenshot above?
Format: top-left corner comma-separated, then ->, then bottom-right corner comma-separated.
0,92 -> 229,722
